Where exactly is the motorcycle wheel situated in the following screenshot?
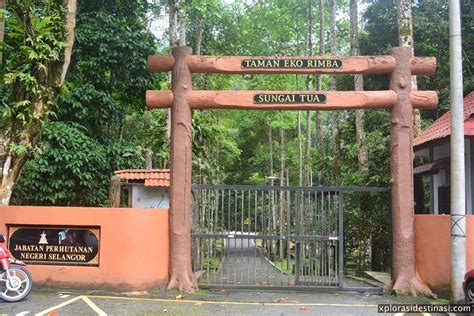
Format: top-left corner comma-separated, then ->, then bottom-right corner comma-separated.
466,280 -> 474,306
0,265 -> 32,302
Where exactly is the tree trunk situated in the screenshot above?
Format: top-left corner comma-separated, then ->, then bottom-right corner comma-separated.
268,119 -> 274,179
166,0 -> 178,150
169,0 -> 178,49
1,154 -> 25,205
328,0 -> 340,184
146,148 -> 153,169
59,0 -> 77,85
167,47 -> 197,293
109,176 -> 122,208
297,111 -> 303,186
350,0 -> 368,174
279,123 -> 285,259
304,0 -> 313,187
315,0 -> 324,185
397,0 -> 421,137
0,0 -> 77,206
388,47 -> 432,297
0,0 -> 5,67
177,0 -> 186,47
268,119 -> 277,252
195,17 -> 204,56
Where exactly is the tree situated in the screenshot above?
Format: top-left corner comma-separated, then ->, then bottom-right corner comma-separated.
169,0 -> 178,48
329,0 -> 340,184
0,0 -> 5,65
0,0 -> 76,205
12,122 -> 143,206
11,0 -> 158,207
350,0 -> 367,174
303,0 -> 313,187
315,0 -> 324,184
397,0 -> 421,137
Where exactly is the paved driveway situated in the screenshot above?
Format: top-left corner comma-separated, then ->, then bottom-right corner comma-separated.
0,288 -> 439,316
202,237 -> 376,290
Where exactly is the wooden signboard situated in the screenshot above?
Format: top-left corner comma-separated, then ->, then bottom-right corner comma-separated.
146,90 -> 437,110
148,55 -> 436,75
240,58 -> 342,69
8,225 -> 100,266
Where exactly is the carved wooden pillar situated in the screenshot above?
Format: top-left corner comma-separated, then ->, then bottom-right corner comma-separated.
167,47 -> 197,292
389,46 -> 431,296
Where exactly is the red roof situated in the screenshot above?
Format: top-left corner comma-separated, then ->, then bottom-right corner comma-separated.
414,92 -> 474,148
114,169 -> 170,187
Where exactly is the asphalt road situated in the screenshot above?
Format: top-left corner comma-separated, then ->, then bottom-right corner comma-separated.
0,288 -> 444,316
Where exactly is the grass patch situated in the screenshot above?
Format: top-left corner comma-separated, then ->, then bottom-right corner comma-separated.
273,258 -> 295,275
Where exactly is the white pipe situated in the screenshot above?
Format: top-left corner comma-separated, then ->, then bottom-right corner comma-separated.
449,0 -> 466,303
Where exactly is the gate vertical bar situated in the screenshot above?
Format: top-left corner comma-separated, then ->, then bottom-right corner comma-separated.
286,189 -> 291,278
338,191 -> 344,289
295,190 -> 301,285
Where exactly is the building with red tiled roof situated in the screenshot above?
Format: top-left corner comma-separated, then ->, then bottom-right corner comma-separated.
414,92 -> 474,215
114,169 -> 170,208
114,169 -> 170,187
414,91 -> 474,149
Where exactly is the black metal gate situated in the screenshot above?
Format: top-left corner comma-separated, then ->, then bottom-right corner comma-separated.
192,184 -> 352,289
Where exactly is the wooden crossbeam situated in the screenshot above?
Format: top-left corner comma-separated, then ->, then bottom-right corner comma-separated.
146,90 -> 437,110
148,55 -> 436,76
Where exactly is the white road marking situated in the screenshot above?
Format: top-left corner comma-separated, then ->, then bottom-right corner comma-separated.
15,312 -> 31,316
82,296 -> 107,316
34,295 -> 83,316
58,294 -> 70,298
89,294 -> 379,307
35,295 -> 106,316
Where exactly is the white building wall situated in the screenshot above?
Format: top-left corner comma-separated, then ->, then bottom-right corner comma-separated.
131,186 -> 169,208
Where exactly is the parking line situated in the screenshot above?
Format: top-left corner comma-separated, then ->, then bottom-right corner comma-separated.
87,294 -> 379,308
34,296 -> 83,316
82,296 -> 107,316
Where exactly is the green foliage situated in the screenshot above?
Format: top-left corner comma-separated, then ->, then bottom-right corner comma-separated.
11,0 -> 158,205
57,0 -> 158,133
361,0 -> 473,116
1,0 -> 68,154
12,122 -> 143,206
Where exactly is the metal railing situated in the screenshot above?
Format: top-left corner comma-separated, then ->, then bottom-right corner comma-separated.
191,184 -> 389,289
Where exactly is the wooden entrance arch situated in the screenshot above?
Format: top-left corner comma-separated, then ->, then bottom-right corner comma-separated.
146,47 -> 437,294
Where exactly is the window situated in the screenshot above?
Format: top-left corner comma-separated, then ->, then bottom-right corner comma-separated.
438,186 -> 451,214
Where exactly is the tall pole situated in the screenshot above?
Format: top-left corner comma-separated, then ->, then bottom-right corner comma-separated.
167,46 -> 197,292
449,0 -> 465,303
389,47 -> 432,296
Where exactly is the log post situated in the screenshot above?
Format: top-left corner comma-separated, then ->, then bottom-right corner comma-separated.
147,90 -> 438,110
167,46 -> 197,292
389,47 -> 432,296
108,175 -> 121,208
148,55 -> 437,76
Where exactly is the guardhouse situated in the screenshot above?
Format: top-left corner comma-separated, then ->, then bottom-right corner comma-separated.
414,92 -> 474,215
114,169 -> 170,208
